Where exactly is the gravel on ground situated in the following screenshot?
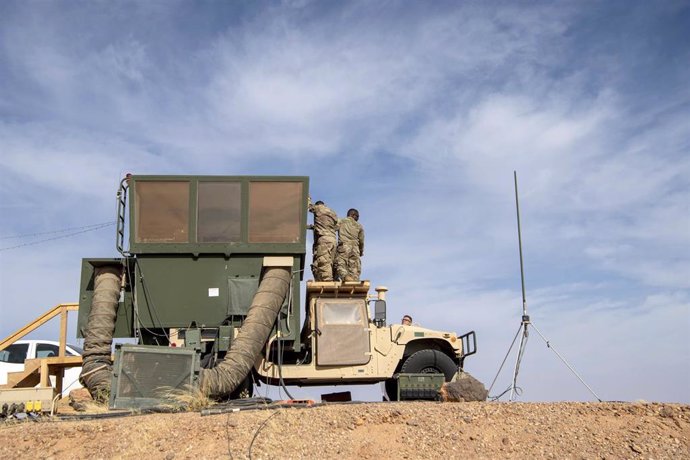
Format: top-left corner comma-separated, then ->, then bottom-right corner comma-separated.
1,401 -> 688,459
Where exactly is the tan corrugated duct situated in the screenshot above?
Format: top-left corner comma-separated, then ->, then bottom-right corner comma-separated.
200,267 -> 291,398
79,265 -> 122,402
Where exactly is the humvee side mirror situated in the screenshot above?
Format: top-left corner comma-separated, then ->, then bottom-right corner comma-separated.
373,300 -> 386,327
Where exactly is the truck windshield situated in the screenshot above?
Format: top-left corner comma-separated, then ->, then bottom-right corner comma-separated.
0,343 -> 29,363
68,344 -> 84,355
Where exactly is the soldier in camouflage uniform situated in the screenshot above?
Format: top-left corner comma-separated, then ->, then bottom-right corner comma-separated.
309,200 -> 339,281
336,208 -> 365,282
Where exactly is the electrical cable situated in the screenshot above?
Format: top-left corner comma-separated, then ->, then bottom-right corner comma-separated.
0,222 -> 115,251
282,267 -> 304,336
284,272 -> 294,335
124,257 -> 143,342
224,395 -> 274,459
134,259 -> 170,341
210,397 -> 274,412
248,411 -> 280,460
56,406 -> 181,421
275,316 -> 295,400
226,409 -> 235,460
272,268 -> 306,401
259,365 -> 270,401
268,332 -> 283,401
0,221 -> 116,239
57,373 -> 86,397
128,257 -> 163,344
204,398 -> 370,416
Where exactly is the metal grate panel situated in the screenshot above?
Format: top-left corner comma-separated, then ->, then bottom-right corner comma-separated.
110,344 -> 199,409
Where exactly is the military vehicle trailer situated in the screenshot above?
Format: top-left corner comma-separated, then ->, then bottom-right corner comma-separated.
76,175 -> 476,407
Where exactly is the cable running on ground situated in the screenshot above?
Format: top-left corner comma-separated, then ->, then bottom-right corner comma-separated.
248,411 -> 280,460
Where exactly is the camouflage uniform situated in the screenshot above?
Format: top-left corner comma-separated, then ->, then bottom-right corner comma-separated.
309,202 -> 338,281
336,216 -> 365,281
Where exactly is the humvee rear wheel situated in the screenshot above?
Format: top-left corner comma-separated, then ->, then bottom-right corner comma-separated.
400,349 -> 457,380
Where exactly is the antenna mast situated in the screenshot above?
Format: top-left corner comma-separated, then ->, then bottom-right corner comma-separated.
488,171 -> 602,402
514,171 -> 527,317
509,171 -> 530,401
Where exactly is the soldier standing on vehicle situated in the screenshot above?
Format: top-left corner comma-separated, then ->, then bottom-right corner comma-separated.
309,200 -> 339,281
336,208 -> 365,281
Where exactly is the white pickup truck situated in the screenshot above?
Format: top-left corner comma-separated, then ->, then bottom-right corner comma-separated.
0,340 -> 83,395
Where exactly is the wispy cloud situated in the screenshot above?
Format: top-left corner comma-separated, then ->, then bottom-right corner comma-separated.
0,0 -> 688,402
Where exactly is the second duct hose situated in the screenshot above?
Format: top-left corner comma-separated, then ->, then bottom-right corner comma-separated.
79,265 -> 122,401
200,267 -> 291,398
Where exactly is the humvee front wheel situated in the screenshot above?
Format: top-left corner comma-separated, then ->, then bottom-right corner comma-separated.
385,350 -> 458,401
401,349 -> 457,380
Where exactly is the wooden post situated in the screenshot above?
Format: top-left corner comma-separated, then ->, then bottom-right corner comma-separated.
57,306 -> 68,397
59,308 -> 68,357
55,367 -> 64,396
40,360 -> 49,388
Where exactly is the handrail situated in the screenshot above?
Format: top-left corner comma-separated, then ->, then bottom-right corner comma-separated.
0,303 -> 78,352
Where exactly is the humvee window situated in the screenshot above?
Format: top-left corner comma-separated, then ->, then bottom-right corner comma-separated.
248,182 -> 302,243
135,181 -> 190,243
321,300 -> 366,325
197,182 -> 241,242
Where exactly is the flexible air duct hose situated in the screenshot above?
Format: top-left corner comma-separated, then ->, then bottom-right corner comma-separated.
200,267 -> 291,398
79,265 -> 121,402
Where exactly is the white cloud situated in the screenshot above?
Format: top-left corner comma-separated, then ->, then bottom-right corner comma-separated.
0,122 -> 162,199
0,1 -> 687,403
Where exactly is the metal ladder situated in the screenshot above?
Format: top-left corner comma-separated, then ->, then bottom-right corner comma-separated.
116,176 -> 129,256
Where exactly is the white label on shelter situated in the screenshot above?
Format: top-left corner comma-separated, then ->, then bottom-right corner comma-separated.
208,288 -> 220,297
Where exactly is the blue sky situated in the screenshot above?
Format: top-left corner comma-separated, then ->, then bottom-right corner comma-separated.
1,0 -> 688,403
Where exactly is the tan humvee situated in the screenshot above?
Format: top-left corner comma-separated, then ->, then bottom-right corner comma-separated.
254,280 -> 476,399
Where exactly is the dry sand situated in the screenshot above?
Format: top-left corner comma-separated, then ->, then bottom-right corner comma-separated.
1,401 -> 688,459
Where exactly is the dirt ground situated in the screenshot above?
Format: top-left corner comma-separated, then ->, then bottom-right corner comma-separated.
1,401 -> 688,459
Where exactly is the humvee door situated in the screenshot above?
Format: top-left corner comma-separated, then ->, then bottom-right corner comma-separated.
315,299 -> 370,366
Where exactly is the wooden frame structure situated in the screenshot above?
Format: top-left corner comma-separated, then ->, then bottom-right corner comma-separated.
0,303 -> 83,396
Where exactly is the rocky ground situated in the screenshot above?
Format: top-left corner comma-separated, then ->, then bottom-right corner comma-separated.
1,401 -> 688,459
